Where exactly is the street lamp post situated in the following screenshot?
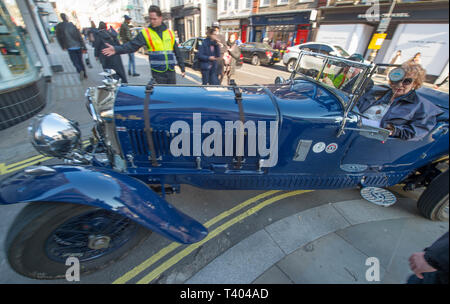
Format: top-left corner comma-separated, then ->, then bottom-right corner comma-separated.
367,0 -> 397,62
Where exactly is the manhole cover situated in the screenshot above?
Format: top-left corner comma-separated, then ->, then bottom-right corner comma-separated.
360,187 -> 397,207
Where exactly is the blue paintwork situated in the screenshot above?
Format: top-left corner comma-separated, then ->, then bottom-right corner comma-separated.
0,78 -> 448,244
0,165 -> 208,244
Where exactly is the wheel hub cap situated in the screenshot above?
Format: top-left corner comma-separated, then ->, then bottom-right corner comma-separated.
88,235 -> 111,250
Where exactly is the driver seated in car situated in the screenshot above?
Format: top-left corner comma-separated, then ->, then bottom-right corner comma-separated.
357,62 -> 444,141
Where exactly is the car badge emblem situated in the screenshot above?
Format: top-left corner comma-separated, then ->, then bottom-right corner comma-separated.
360,187 -> 397,207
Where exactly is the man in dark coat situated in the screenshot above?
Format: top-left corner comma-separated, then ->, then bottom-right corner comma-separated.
408,232 -> 449,284
94,22 -> 127,83
198,28 -> 221,85
55,13 -> 87,80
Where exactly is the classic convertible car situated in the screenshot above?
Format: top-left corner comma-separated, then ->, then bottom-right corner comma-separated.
0,51 -> 448,279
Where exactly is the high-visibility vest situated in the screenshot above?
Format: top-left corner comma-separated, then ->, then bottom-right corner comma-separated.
141,27 -> 177,73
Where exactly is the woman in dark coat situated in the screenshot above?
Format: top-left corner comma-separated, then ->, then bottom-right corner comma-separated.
223,33 -> 241,85
198,28 -> 221,85
94,22 -> 127,83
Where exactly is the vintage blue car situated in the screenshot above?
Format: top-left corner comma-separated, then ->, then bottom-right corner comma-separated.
0,51 -> 448,279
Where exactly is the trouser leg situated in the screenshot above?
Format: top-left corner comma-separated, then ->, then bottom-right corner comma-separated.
201,70 -> 210,85
153,71 -> 176,84
68,49 -> 85,73
128,53 -> 136,74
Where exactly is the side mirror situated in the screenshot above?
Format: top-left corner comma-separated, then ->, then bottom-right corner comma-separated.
275,76 -> 286,85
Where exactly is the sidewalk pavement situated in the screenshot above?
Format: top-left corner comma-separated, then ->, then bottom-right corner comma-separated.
186,197 -> 448,284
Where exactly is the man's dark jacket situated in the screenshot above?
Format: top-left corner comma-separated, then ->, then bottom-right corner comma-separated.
198,38 -> 220,71
357,88 -> 444,140
94,29 -> 127,83
113,23 -> 185,73
55,21 -> 85,50
119,22 -> 132,43
424,232 -> 449,284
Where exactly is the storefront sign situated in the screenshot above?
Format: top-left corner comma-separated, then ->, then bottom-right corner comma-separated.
251,12 -> 311,26
368,33 -> 387,50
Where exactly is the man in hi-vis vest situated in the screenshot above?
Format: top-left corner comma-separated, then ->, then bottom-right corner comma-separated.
102,5 -> 185,84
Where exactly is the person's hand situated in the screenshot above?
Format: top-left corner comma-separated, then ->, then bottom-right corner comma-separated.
409,252 -> 437,279
209,56 -> 217,61
102,43 -> 116,56
386,124 -> 395,136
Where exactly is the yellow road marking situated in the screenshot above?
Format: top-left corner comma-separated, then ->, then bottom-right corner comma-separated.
1,140 -> 90,176
136,190 -> 312,284
112,190 -> 281,284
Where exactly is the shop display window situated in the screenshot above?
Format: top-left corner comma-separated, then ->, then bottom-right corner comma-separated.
0,0 -> 38,92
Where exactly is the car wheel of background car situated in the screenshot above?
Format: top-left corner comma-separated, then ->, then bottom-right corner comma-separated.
251,55 -> 260,66
417,170 -> 449,221
286,59 -> 296,72
5,202 -> 151,279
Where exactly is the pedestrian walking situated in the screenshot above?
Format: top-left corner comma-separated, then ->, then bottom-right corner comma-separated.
101,5 -> 185,84
88,21 -> 98,47
212,24 -> 227,85
94,22 -> 128,83
407,231 -> 448,284
198,28 -> 220,85
55,13 -> 87,81
119,15 -> 140,77
223,33 -> 241,85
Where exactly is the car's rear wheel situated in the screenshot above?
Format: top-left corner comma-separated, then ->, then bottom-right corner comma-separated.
251,55 -> 260,66
286,59 -> 296,72
417,170 -> 449,221
5,202 -> 151,279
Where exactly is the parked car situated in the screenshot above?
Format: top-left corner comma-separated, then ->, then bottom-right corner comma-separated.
178,37 -> 204,66
283,42 -> 351,72
240,42 -> 280,66
0,51 -> 448,279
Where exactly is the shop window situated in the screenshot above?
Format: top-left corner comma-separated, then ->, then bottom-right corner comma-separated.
0,0 -> 38,92
245,0 -> 252,9
260,0 -> 270,7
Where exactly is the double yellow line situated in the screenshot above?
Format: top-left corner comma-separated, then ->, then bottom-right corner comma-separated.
0,140 -> 90,176
113,189 -> 312,284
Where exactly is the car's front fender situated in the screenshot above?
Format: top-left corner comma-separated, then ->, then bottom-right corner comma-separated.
0,165 -> 208,244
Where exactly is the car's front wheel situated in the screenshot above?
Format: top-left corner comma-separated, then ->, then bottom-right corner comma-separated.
251,55 -> 260,66
5,202 -> 151,279
286,59 -> 296,72
417,170 -> 449,221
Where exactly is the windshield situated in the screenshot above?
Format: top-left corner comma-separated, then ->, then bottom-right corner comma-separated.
333,45 -> 350,57
292,51 -> 372,105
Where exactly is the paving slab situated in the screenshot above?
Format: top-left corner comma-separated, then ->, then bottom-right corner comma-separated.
185,229 -> 285,284
333,199 -> 414,225
276,233 -> 386,284
264,203 -> 351,255
252,265 -> 294,284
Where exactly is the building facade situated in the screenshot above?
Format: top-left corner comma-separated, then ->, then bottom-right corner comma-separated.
171,0 -> 217,42
316,0 -> 449,80
249,0 -> 319,49
217,0 -> 252,42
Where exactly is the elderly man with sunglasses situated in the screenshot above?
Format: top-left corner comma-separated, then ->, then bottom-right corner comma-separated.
357,62 -> 444,140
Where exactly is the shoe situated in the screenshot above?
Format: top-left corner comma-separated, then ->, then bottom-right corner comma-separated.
132,73 -> 140,77
128,71 -> 131,76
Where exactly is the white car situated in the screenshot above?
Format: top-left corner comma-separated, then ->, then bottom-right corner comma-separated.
283,42 -> 351,73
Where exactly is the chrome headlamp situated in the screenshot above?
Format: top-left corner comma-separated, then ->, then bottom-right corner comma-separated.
28,113 -> 81,158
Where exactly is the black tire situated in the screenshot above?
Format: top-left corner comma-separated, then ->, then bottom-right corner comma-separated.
286,59 -> 296,72
417,170 -> 449,221
251,55 -> 260,66
5,202 -> 151,279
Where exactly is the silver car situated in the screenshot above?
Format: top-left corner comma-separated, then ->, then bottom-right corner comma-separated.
283,42 -> 350,72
